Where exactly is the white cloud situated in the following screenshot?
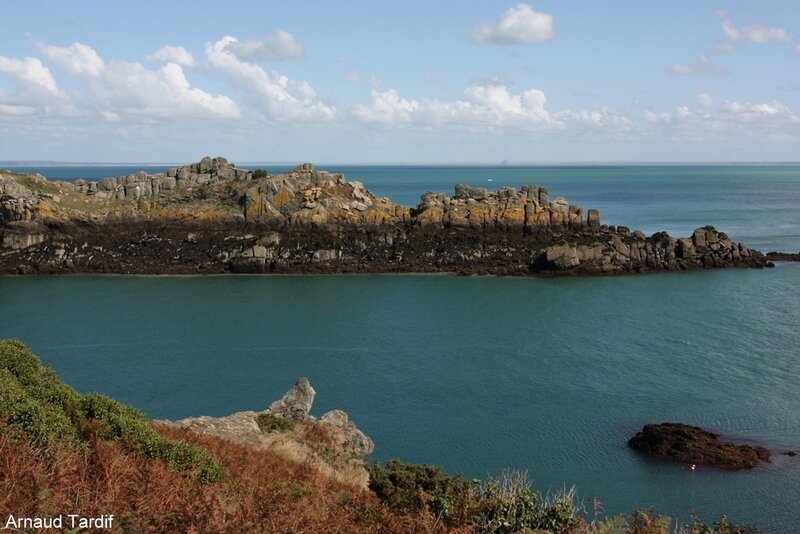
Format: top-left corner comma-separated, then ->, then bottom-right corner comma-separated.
350,85 -> 797,144
146,45 -> 196,67
0,54 -> 70,116
352,85 -> 556,129
644,93 -> 800,137
471,4 -> 554,45
555,107 -> 633,132
37,42 -> 104,77
0,104 -> 36,116
668,56 -> 726,76
352,89 -> 418,124
351,84 -> 631,134
38,41 -> 240,120
720,17 -> 793,44
643,110 -> 671,124
100,61 -> 240,119
205,36 -> 334,122
669,64 -> 693,76
0,55 -> 61,96
223,30 -> 304,62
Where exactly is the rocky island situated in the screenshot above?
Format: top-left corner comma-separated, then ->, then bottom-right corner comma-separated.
629,423 -> 772,470
0,156 -> 773,276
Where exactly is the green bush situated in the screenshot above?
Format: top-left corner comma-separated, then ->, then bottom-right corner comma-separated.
473,471 -> 540,533
256,413 -> 294,433
0,339 -> 222,483
252,168 -> 268,179
0,368 -> 79,449
368,459 -> 473,526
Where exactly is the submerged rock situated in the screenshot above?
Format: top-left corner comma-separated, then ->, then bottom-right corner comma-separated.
628,422 -> 771,469
765,251 -> 800,262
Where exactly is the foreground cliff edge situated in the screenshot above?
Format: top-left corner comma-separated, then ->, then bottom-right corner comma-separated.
0,340 -> 761,533
0,156 -> 783,276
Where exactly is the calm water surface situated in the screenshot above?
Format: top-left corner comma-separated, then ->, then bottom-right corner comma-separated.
2,165 -> 800,531
1,270 -> 799,531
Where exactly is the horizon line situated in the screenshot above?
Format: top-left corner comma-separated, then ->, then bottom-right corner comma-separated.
3,160 -> 800,167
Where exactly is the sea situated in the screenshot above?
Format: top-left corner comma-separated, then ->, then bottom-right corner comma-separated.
1,164 -> 799,531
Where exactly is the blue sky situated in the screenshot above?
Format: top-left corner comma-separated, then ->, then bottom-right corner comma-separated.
1,1 -> 799,162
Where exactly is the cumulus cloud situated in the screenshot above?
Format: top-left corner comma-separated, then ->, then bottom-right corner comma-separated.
38,41 -> 240,120
0,54 -> 69,116
223,30 -> 304,62
146,45 -> 196,67
100,61 -> 240,119
352,84 -> 555,129
352,89 -> 418,125
351,84 -> 632,135
668,56 -> 727,76
0,55 -> 61,96
37,42 -> 104,77
720,16 -> 794,45
644,93 -> 800,138
205,36 -> 333,121
554,107 -> 633,132
471,4 -> 554,45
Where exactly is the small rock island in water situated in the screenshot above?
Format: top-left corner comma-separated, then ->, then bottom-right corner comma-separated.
0,156 -> 779,275
628,423 -> 771,469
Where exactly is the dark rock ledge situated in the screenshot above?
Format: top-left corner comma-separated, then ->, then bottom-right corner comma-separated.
628,422 -> 771,469
765,251 -> 800,262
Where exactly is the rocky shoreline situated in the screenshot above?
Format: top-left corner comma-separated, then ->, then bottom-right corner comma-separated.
0,156 -> 788,276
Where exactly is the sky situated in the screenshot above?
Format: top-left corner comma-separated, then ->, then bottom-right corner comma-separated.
1,1 -> 799,163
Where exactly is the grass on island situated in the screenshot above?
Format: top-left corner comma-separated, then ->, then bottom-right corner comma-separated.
0,339 -> 761,533
256,412 -> 295,433
9,173 -> 60,195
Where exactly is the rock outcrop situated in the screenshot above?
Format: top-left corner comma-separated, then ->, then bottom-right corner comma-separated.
268,377 -> 316,422
161,377 -> 374,488
765,251 -> 800,262
0,157 -> 777,276
628,423 -> 771,469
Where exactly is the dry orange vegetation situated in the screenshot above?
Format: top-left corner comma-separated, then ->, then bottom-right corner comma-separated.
0,423 -> 454,534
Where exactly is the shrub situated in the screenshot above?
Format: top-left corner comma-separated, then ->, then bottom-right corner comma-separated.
368,459 -> 473,526
256,413 -> 294,433
0,369 -> 79,449
473,470 -> 540,533
0,340 -> 221,483
252,168 -> 268,179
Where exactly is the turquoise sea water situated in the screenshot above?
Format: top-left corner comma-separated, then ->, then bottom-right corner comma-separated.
2,165 -> 800,531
